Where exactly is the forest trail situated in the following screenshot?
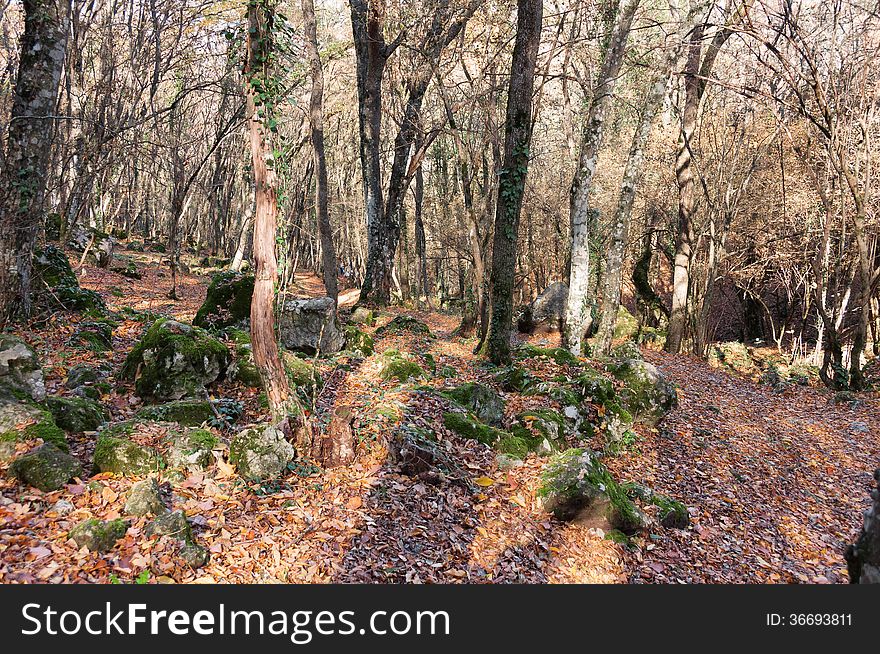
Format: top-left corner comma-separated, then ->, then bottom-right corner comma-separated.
612,351 -> 880,583
1,255 -> 874,584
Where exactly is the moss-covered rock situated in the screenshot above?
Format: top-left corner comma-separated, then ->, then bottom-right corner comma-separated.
0,334 -> 46,402
613,306 -> 639,341
379,351 -> 426,382
537,448 -> 645,533
69,518 -> 127,552
281,351 -> 324,390
653,494 -> 690,529
68,321 -> 113,351
229,424 -> 295,481
605,358 -> 677,424
146,510 -> 192,540
0,400 -> 68,451
494,365 -> 538,394
193,271 -> 255,330
121,319 -> 229,401
496,433 -> 532,459
611,340 -> 642,361
513,409 -> 567,454
93,424 -> 162,475
344,326 -> 375,356
442,411 -> 506,447
442,382 -> 505,426
47,396 -> 107,432
179,542 -> 210,568
8,443 -> 82,491
349,307 -> 376,327
376,315 -> 433,338
124,478 -> 165,516
164,428 -> 217,471
33,245 -> 107,314
64,363 -> 111,400
136,399 -> 219,427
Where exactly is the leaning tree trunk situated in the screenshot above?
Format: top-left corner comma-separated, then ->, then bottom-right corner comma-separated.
303,0 -> 338,303
245,0 -> 292,421
0,0 -> 71,322
594,67 -> 667,356
480,0 -> 543,365
564,0 -> 640,355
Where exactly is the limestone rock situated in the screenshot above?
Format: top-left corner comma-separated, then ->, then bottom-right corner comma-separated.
229,424 -> 295,481
279,296 -> 345,354
121,319 -> 229,401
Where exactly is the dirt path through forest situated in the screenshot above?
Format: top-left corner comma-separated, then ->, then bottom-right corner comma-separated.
612,351 -> 880,583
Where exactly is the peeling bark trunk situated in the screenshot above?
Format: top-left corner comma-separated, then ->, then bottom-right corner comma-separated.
246,0 -> 291,421
0,0 -> 71,322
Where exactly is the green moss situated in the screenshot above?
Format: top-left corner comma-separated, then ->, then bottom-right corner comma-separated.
93,433 -> 162,476
379,352 -> 426,382
282,351 -> 323,389
538,448 -> 644,533
9,443 -> 82,491
496,434 -> 531,459
2,407 -> 69,451
136,400 -> 214,426
344,326 -> 375,355
121,319 -> 229,400
517,344 -> 582,366
349,307 -> 375,326
193,271 -> 255,330
442,411 -> 505,446
47,396 -> 107,433
653,494 -> 690,529
442,382 -> 505,425
69,518 -> 128,552
494,365 -> 537,393
438,365 -> 457,378
376,315 -> 433,338
612,306 -> 639,341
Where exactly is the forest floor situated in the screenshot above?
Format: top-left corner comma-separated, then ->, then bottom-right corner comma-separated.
1,246 -> 877,584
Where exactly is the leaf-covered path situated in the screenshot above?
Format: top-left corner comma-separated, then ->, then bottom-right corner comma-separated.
612,350 -> 880,584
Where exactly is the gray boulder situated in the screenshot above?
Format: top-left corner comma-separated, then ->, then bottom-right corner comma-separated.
229,424 -> 295,481
278,297 -> 345,355
0,334 -> 46,402
518,282 -> 568,333
606,358 -> 677,424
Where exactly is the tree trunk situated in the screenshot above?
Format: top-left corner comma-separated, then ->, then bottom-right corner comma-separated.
0,0 -> 71,322
246,0 -> 292,421
303,0 -> 338,302
480,0 -> 543,365
351,0 -> 391,306
594,66 -> 667,355
564,0 -> 640,355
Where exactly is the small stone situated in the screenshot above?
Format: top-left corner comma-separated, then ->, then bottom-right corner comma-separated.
125,478 -> 164,516
69,518 -> 127,552
49,499 -> 75,515
179,543 -> 209,568
146,510 -> 192,541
